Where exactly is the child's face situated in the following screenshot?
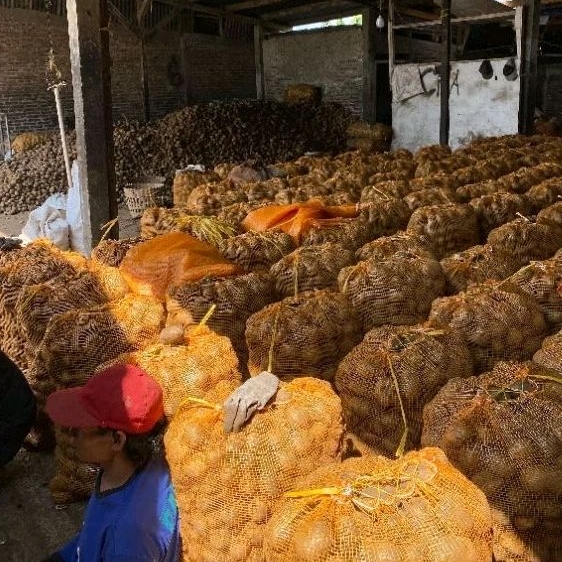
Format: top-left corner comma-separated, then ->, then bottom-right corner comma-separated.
70,427 -> 115,465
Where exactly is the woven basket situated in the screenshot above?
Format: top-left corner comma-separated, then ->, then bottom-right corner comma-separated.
124,176 -> 167,219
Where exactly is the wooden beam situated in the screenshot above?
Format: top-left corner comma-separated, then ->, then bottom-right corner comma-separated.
519,0 -> 541,134
392,11 -> 514,30
66,0 -> 118,253
254,24 -> 266,100
108,0 -> 140,36
401,7 -> 440,21
440,0 -> 451,146
140,38 -> 150,121
362,6 -> 377,124
143,5 -> 183,38
226,0 -> 286,12
156,0 -> 287,31
388,0 -> 395,83
137,0 -> 152,24
261,0 -> 358,21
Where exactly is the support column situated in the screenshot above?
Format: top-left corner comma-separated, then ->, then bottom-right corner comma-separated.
140,37 -> 151,122
362,7 -> 377,124
440,0 -> 451,146
254,23 -> 265,100
519,0 -> 540,135
67,0 -> 118,254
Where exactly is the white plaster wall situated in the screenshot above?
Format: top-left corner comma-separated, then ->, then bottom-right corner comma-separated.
392,58 -> 520,152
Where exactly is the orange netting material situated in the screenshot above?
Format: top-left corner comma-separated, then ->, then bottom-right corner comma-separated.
264,448 -> 493,562
422,361 -> 562,562
164,377 -> 344,562
97,325 -> 241,419
241,202 -> 359,245
119,232 -> 242,301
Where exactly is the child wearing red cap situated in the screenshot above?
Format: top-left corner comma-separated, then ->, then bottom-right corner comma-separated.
41,364 -> 180,562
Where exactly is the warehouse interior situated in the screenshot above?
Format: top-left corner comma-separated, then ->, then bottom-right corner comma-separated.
2,1 -> 562,561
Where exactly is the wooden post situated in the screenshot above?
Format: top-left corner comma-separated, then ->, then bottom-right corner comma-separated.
254,23 -> 265,100
140,37 -> 151,122
519,0 -> 540,135
67,0 -> 118,253
362,7 -> 377,124
440,0 -> 451,146
388,0 -> 395,85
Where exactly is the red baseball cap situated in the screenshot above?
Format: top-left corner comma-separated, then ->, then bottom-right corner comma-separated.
46,364 -> 164,434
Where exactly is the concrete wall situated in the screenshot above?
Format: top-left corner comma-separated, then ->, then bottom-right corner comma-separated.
181,33 -> 256,103
0,7 -> 184,134
392,58 -> 520,151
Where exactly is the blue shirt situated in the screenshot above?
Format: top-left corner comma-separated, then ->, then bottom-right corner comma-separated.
57,456 -> 180,562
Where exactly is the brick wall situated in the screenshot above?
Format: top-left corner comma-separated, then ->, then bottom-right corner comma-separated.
263,26 -> 365,116
0,7 -> 184,134
181,33 -> 256,103
539,64 -> 562,116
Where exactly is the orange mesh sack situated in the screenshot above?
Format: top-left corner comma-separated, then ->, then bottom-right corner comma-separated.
414,143 -> 452,162
245,290 -> 363,380
469,193 -> 529,237
164,377 -> 344,562
525,178 -> 562,213
355,230 -> 435,262
96,325 -> 241,419
360,180 -> 412,203
264,448 -> 493,562
338,253 -> 446,331
0,241 -> 78,369
50,427 -> 98,505
217,201 -> 272,227
16,270 -> 107,347
91,237 -> 144,267
428,282 -> 548,373
422,361 -> 562,562
536,201 -> 562,228
217,230 -> 296,271
87,262 -> 130,302
119,232 -> 242,301
415,154 -> 476,177
185,180 -> 246,215
140,208 -> 238,242
31,294 -> 165,402
172,169 -> 220,207
440,245 -> 526,294
300,215 -> 374,251
494,162 -> 562,194
455,179 -> 509,202
487,217 -> 562,262
406,203 -> 480,260
358,199 -> 412,239
403,187 -> 458,211
166,272 -> 278,373
533,329 -> 562,374
270,243 -> 355,298
335,324 -> 472,456
507,259 -> 562,331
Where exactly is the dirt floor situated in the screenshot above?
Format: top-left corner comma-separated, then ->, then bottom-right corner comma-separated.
0,204 -> 141,560
0,203 -> 141,240
0,449 -> 87,560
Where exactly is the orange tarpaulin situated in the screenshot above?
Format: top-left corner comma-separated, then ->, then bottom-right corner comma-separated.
120,232 -> 242,301
242,202 -> 359,244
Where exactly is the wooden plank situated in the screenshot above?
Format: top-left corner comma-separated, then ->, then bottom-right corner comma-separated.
67,0 -> 118,253
261,0 -> 357,21
254,24 -> 266,100
227,0 -> 286,12
362,6 -> 377,124
143,5 -> 183,38
393,11 -> 514,30
440,0 -> 451,146
519,0 -> 540,134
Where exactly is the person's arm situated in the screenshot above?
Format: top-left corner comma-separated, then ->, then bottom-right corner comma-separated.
54,534 -> 80,562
